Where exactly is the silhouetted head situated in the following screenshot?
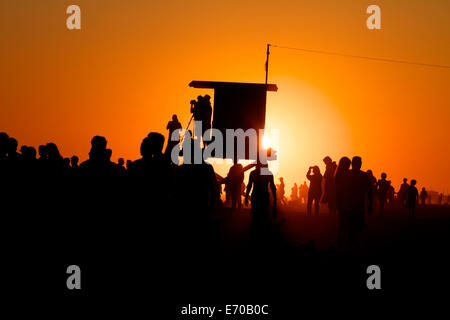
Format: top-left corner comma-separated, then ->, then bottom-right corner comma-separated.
26,146 -> 37,160
279,177 -> 284,182
410,179 -> 417,186
351,156 -> 362,170
312,166 -> 321,175
172,114 -> 178,121
21,146 -> 35,161
126,160 -> 132,169
38,145 -> 47,159
7,137 -> 18,154
46,143 -> 62,160
89,136 -> 107,161
323,156 -> 332,165
367,169 -> 373,177
91,136 -> 107,149
403,178 -> 407,183
71,156 -> 79,167
140,137 -> 152,159
204,95 -> 211,102
338,157 -> 351,171
63,158 -> 71,168
118,158 -> 125,166
147,132 -> 165,156
294,183 -> 297,187
105,149 -> 112,162
20,145 -> 28,155
381,172 -> 387,179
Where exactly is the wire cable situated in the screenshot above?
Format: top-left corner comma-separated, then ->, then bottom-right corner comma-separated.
270,44 -> 450,69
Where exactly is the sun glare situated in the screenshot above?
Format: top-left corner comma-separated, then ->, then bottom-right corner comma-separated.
262,135 -> 272,149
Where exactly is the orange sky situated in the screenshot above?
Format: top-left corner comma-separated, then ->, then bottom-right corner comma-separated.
1,0 -> 449,193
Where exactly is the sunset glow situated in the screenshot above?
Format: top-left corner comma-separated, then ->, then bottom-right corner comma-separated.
1,0 -> 449,193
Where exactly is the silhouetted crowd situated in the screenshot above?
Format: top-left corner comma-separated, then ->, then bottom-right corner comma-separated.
275,155 -> 449,249
0,127 -> 448,253
0,128 -> 224,257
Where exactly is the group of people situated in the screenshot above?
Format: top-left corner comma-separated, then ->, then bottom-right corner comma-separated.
275,156 -> 442,219
0,109 -> 444,252
279,179 -> 308,207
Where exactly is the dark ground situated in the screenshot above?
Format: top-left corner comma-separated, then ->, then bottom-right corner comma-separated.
4,204 -> 450,317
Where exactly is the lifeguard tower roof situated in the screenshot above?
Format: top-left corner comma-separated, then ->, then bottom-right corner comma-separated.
189,80 -> 277,160
189,81 -> 278,92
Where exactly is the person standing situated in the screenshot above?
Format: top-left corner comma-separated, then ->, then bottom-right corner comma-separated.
322,156 -> 337,215
419,187 -> 428,205
307,166 -> 322,216
226,160 -> 245,211
345,156 -> 373,250
398,178 -> 409,208
299,181 -> 309,205
335,157 -> 351,249
245,164 -> 277,244
407,180 -> 419,217
377,173 -> 390,215
165,114 -> 182,155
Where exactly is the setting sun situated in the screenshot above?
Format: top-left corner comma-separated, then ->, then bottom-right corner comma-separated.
262,134 -> 272,149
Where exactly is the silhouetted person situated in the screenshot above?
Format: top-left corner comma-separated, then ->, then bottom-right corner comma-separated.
38,145 -> 48,162
306,166 -> 322,215
80,136 -> 108,170
79,136 -> 121,220
105,148 -> 118,169
225,160 -> 244,210
420,187 -> 428,205
63,157 -> 71,168
377,172 -> 390,215
117,157 -> 126,171
245,163 -> 277,244
21,146 -> 36,162
202,95 -> 212,135
322,156 -> 337,215
299,181 -> 308,205
67,155 -> 80,185
290,183 -> 298,202
20,145 -> 28,158
70,156 -> 79,168
278,177 -> 287,206
345,156 -> 373,249
45,142 -> 64,171
129,132 -> 175,214
407,180 -> 419,217
398,178 -> 409,208
7,137 -> 19,161
165,114 -> 182,155
175,134 -> 220,229
387,181 -> 395,208
20,146 -> 38,182
366,170 -> 377,206
167,114 -> 182,137
126,160 -> 132,170
191,95 -> 212,143
334,156 -> 351,249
